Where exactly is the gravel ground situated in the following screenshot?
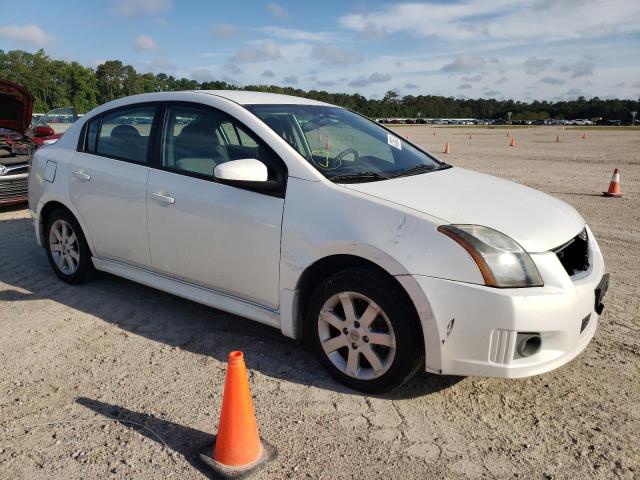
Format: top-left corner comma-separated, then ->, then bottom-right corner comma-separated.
1,126 -> 638,479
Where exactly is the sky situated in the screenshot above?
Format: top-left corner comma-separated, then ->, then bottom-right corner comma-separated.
1,0 -> 639,101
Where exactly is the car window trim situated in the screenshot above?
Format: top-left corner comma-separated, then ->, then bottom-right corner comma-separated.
150,100 -> 288,199
76,101 -> 162,166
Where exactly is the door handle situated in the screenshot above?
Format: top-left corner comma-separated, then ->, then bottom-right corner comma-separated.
73,170 -> 91,182
150,191 -> 175,205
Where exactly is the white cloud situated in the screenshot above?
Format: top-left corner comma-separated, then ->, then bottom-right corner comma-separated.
339,0 -> 640,42
311,45 -> 362,65
540,76 -> 565,85
0,24 -> 55,48
405,82 -> 420,89
283,74 -> 298,85
523,56 -> 553,74
211,23 -> 235,38
260,26 -> 330,42
348,72 -> 391,87
191,69 -> 215,82
110,0 -> 172,17
262,69 -> 275,78
441,55 -> 485,72
267,2 -> 287,19
134,34 -> 159,52
458,83 -> 472,89
570,60 -> 594,78
223,63 -> 242,74
231,40 -> 282,63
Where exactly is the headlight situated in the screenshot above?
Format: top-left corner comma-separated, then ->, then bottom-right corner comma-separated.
437,224 -> 543,288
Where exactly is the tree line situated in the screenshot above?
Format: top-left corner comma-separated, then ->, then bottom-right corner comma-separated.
1,49 -> 638,121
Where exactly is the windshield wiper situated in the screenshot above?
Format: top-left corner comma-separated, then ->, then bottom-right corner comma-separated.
329,171 -> 389,183
390,163 -> 448,179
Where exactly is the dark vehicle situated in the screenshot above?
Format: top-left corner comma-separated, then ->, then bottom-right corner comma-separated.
0,80 -> 77,206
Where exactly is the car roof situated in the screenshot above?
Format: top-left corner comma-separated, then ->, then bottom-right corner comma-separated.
194,90 -> 332,106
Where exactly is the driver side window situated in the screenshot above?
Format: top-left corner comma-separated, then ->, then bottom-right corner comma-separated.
161,106 -> 230,177
161,104 -> 286,182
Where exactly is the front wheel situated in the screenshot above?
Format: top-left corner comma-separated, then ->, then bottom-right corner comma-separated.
306,268 -> 423,393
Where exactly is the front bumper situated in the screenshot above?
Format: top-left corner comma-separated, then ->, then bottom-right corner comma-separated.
415,229 -> 606,378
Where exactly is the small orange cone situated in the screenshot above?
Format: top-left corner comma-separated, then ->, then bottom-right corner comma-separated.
199,351 -> 276,476
509,137 -> 516,147
556,135 -> 560,143
603,168 -> 622,197
443,142 -> 450,154
582,132 -> 587,139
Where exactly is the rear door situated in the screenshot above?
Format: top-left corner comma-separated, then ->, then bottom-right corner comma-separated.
69,104 -> 159,267
146,103 -> 286,308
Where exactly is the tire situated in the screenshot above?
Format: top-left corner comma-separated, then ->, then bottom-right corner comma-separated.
44,209 -> 94,284
306,267 -> 423,393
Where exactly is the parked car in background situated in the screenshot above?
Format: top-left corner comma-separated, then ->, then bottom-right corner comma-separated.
0,79 -> 77,206
29,91 -> 608,392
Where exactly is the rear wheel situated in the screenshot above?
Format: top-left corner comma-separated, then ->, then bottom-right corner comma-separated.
306,268 -> 423,393
45,209 -> 93,284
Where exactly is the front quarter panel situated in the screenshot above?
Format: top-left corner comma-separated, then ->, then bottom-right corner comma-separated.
280,177 -> 484,290
280,177 -> 485,372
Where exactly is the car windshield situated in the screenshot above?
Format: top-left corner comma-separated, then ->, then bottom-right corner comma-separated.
246,104 -> 447,182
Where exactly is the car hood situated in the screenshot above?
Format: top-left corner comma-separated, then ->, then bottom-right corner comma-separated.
344,167 -> 585,252
0,80 -> 34,133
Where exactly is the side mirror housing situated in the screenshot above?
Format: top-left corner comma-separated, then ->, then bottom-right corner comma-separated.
34,124 -> 55,137
213,159 -> 268,182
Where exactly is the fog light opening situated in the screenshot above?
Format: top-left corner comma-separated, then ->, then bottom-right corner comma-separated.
515,333 -> 541,358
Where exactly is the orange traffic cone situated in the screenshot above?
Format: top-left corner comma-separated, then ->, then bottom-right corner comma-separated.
443,142 -> 450,154
509,137 -> 516,147
199,351 -> 276,476
556,135 -> 560,143
582,132 -> 587,139
603,168 -> 622,197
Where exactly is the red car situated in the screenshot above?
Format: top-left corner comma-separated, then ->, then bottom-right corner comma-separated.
0,79 -> 77,206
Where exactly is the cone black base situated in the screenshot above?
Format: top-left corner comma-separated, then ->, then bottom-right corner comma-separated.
199,435 -> 277,479
602,192 -> 622,197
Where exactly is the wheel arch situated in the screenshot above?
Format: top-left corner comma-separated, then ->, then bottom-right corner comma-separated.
38,200 -> 95,255
294,254 -> 426,351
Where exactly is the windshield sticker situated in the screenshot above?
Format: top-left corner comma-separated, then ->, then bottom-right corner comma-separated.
387,134 -> 402,150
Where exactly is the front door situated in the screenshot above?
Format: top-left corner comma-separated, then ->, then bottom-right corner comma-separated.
146,103 -> 286,309
69,104 -> 159,267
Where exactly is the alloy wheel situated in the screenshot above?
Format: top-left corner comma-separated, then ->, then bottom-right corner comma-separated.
318,291 -> 396,380
49,219 -> 80,275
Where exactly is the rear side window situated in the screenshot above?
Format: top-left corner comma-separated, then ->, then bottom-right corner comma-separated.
95,106 -> 157,163
85,117 -> 100,153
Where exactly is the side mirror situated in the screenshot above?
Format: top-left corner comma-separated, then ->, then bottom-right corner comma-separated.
34,124 -> 55,137
214,159 -> 268,182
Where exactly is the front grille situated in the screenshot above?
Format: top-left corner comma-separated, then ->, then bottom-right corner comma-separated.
553,228 -> 590,276
0,178 -> 28,200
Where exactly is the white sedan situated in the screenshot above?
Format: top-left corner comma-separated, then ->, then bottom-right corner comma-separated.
28,91 -> 608,392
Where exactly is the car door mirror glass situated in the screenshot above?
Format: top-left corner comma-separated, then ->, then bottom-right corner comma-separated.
213,159 -> 268,182
34,125 -> 55,137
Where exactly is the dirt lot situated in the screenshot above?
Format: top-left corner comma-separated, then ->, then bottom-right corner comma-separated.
1,126 -> 638,479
